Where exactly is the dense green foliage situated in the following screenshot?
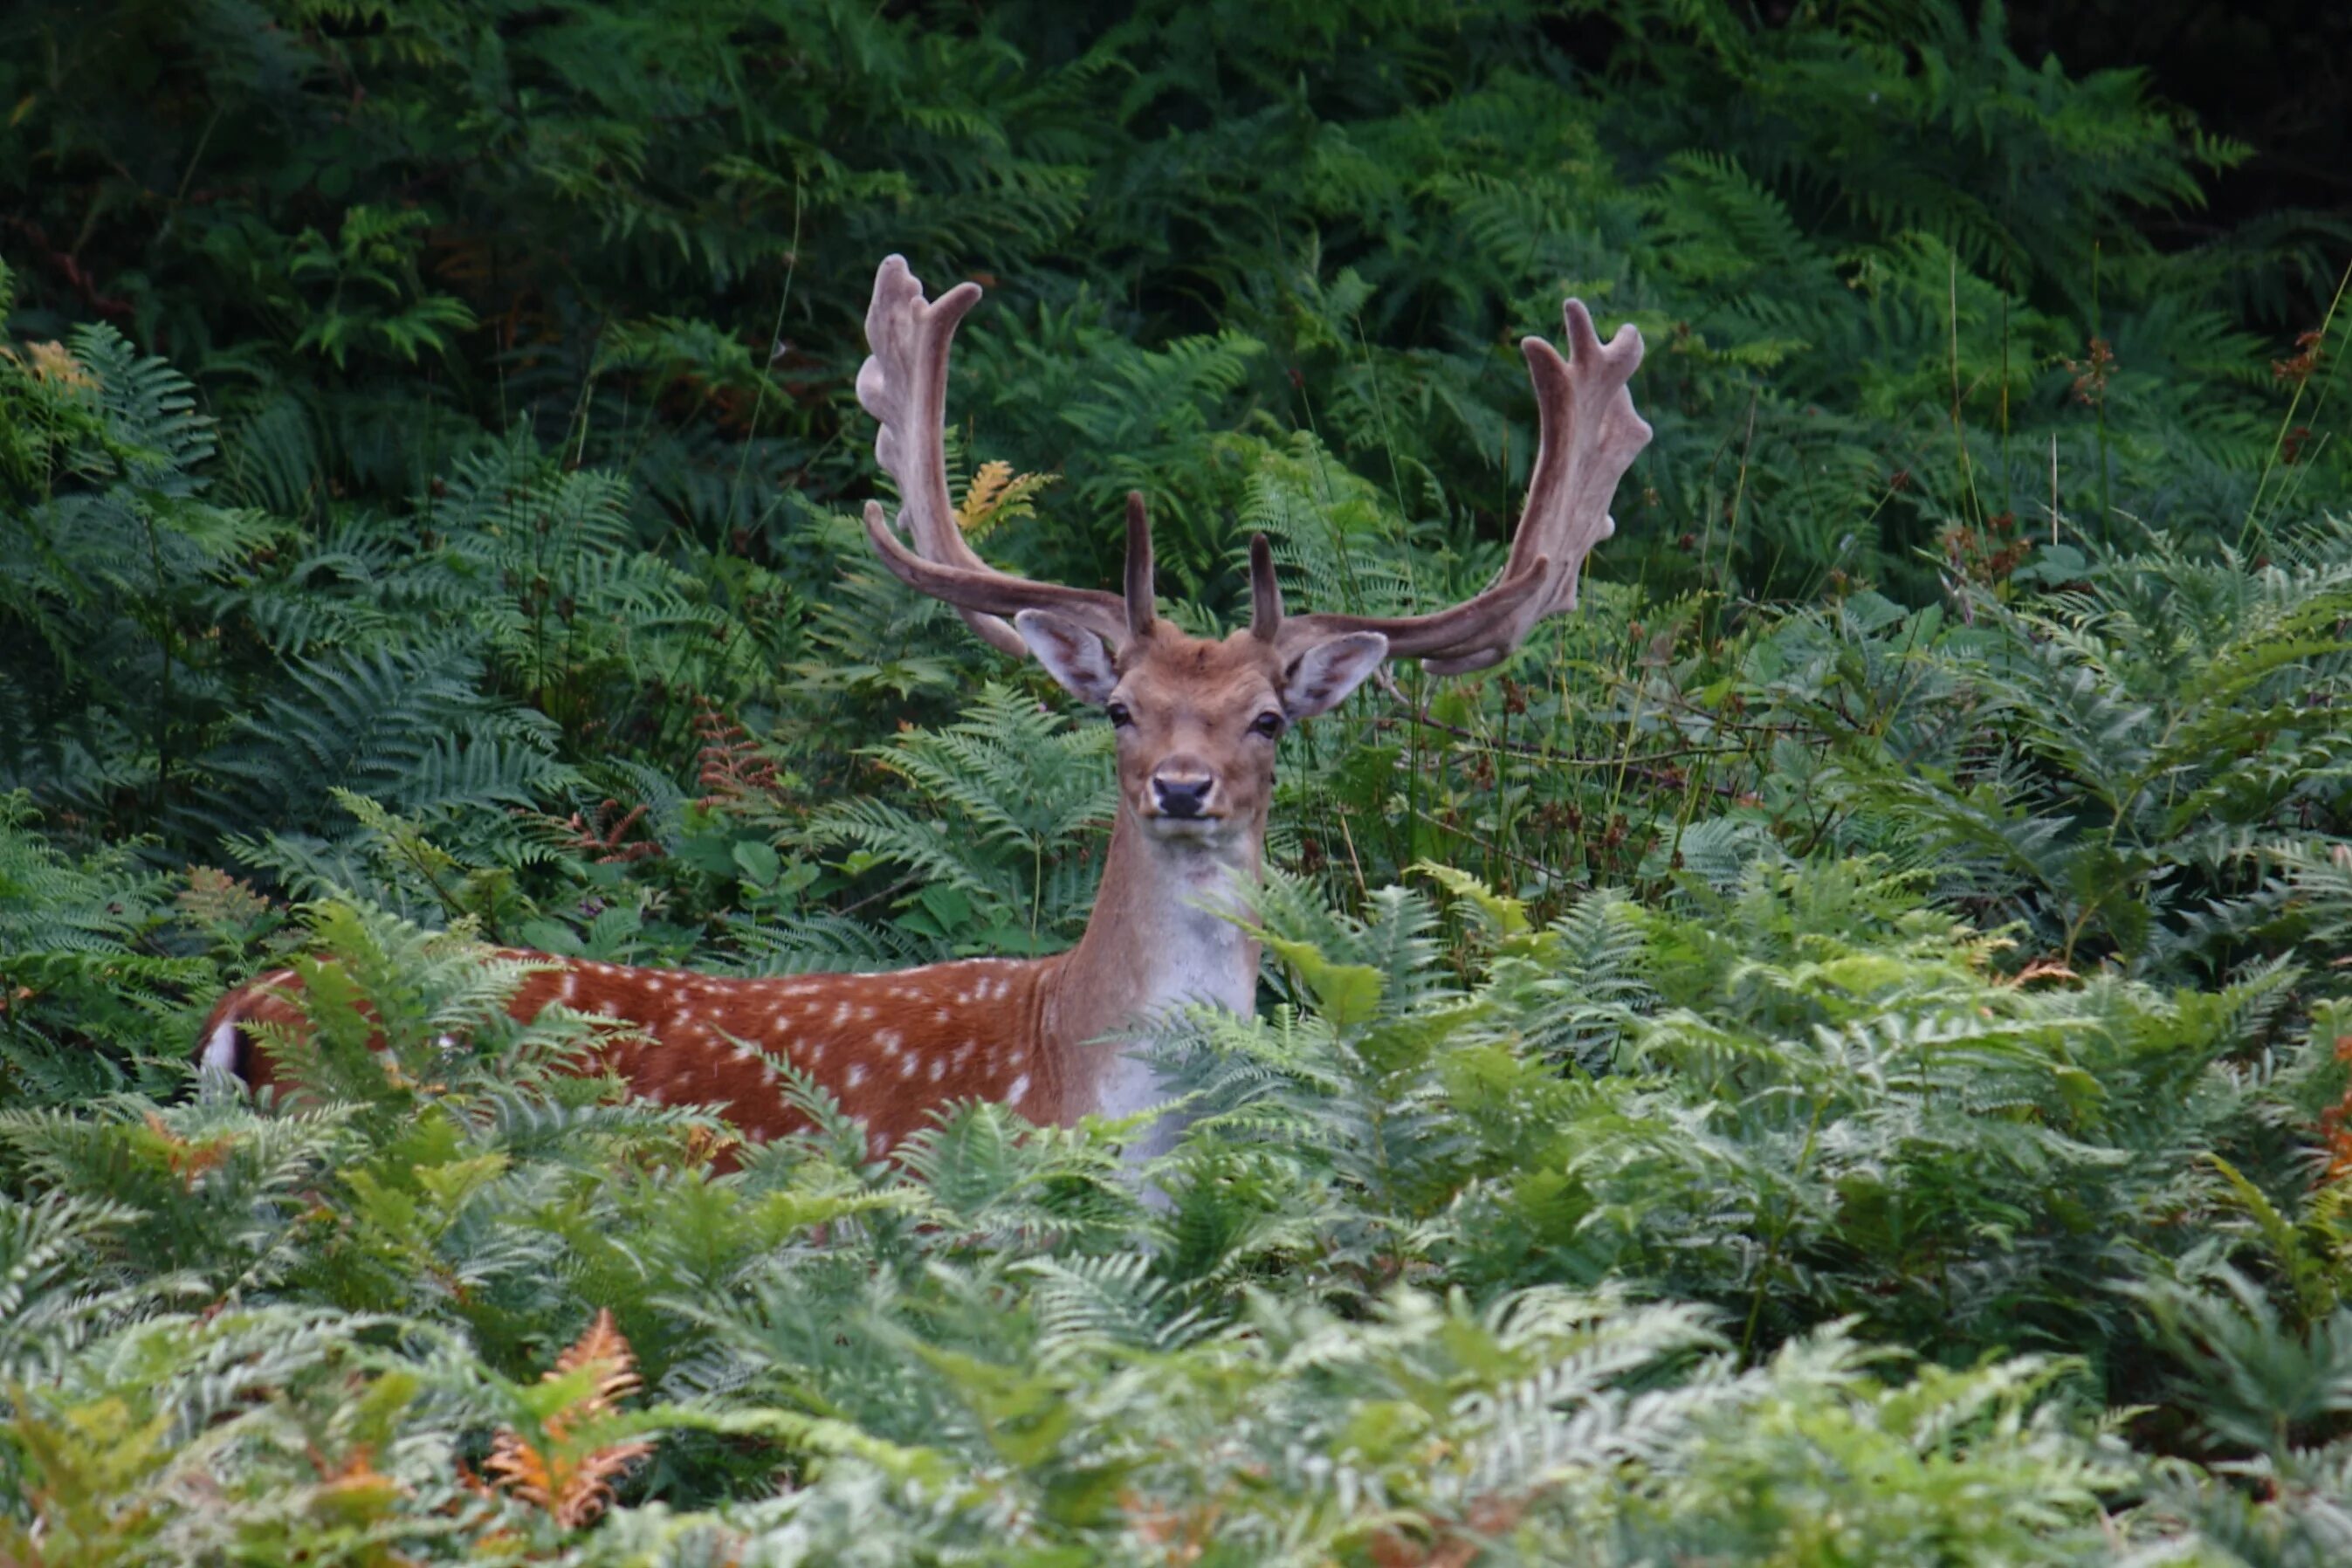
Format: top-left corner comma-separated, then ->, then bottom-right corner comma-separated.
3,0 -> 2350,1561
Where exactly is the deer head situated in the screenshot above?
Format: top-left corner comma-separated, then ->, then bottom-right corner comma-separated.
856,254 -> 1654,854
977,495 -> 1385,859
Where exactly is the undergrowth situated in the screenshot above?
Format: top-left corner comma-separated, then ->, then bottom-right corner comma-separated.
3,1 -> 2352,1562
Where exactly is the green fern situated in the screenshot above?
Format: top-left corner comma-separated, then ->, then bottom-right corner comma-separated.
803,683 -> 1115,954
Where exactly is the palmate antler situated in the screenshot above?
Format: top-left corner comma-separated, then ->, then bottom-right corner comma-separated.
1249,299 -> 1652,673
856,255 -> 1651,672
857,256 -> 1139,654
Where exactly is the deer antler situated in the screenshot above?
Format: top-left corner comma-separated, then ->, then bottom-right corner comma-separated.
858,259 -> 1644,673
857,255 -> 1142,653
1259,299 -> 1651,673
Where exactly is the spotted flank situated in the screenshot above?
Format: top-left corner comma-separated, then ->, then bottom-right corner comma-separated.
195,950 -> 1059,1159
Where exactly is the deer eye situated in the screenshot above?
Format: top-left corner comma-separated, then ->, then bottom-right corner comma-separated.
1106,701 -> 1133,729
1250,711 -> 1286,739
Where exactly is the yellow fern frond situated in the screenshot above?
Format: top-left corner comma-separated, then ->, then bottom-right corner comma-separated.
25,340 -> 93,389
955,460 -> 1058,543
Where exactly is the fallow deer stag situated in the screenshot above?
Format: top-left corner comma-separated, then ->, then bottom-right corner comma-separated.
198,254 -> 1651,1163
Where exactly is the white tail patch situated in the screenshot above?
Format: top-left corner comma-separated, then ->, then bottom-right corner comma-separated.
200,1017 -> 242,1075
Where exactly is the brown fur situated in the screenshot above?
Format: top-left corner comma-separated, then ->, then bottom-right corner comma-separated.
196,622 -> 1309,1160
1105,624 -> 1289,835
203,954 -> 1069,1159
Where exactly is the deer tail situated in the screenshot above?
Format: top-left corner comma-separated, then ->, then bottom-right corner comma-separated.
194,971 -> 302,1090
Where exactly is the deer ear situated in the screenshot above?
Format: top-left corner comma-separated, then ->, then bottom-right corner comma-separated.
1282,631 -> 1389,719
1014,609 -> 1121,705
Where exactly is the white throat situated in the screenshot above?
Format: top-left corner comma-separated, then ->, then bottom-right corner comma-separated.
1133,840 -> 1259,1015
1076,823 -> 1262,1166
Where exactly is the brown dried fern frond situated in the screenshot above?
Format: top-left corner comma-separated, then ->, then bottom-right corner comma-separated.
141,1111 -> 237,1189
482,1308 -> 653,1530
692,696 -> 784,811
176,864 -> 273,929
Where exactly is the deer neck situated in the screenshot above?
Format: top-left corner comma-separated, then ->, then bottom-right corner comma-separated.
1042,808 -> 1262,1143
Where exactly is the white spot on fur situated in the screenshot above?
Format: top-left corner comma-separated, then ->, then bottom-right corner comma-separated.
1007,1073 -> 1030,1105
929,1057 -> 946,1083
845,1063 -> 865,1090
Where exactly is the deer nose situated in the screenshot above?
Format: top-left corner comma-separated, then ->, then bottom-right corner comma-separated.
1151,766 -> 1216,818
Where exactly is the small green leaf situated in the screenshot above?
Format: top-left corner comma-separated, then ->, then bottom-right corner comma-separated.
1414,859 -> 1530,936
1262,934 -> 1385,1027
732,838 -> 782,889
